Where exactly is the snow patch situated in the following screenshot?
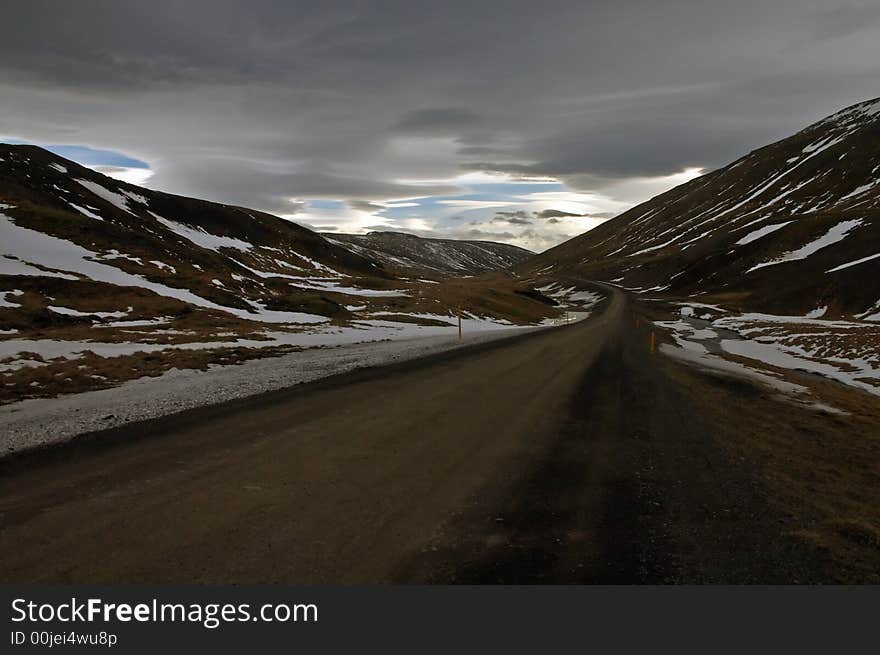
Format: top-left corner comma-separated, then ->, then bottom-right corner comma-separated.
150,211 -> 254,252
660,342 -> 807,396
150,260 -> 176,273
75,179 -> 136,215
48,305 -> 131,319
748,219 -> 863,272
0,289 -> 24,308
720,339 -> 879,396
735,221 -> 791,246
826,252 -> 880,273
68,203 -> 103,221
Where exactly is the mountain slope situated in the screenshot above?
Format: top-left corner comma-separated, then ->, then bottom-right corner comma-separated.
518,97 -> 880,320
325,231 -> 533,275
0,144 -> 393,323
0,144 -> 549,329
0,145 -> 566,403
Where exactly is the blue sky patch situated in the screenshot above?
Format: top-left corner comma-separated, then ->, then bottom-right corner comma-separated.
3,139 -> 150,169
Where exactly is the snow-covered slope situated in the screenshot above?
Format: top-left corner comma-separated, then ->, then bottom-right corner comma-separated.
0,145 -> 566,404
0,144 -> 549,328
325,231 -> 533,275
0,145 -> 396,323
518,97 -> 880,320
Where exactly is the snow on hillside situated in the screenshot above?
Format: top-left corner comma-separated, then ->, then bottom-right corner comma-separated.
1,144 -> 570,404
76,178 -> 140,215
735,221 -> 792,246
0,145 -> 546,325
1,205 -> 552,378
747,219 -> 863,272
150,211 -> 254,252
0,211 -> 327,324
326,231 -> 533,275
826,252 -> 880,273
655,304 -> 880,398
518,96 -> 880,321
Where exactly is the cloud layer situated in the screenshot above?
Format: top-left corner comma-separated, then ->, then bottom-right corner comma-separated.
2,1 -> 879,250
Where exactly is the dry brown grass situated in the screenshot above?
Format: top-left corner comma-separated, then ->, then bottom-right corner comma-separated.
1,344 -> 303,405
640,296 -> 880,581
659,332 -> 880,582
1,270 -> 563,403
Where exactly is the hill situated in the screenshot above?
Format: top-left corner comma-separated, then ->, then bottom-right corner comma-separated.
518,98 -> 880,320
515,98 -> 880,397
325,231 -> 533,276
0,145 -> 566,403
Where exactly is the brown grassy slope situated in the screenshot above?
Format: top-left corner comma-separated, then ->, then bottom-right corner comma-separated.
1,144 -> 559,333
516,98 -> 880,318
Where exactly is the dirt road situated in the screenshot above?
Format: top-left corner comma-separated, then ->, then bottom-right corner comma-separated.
1,287 -> 877,583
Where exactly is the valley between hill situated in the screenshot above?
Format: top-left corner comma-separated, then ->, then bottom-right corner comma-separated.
1,98 -> 879,584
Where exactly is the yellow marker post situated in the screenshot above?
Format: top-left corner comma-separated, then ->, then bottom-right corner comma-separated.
457,305 -> 462,340
650,331 -> 656,354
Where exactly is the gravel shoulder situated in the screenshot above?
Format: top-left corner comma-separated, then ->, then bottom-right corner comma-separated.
0,325 -> 544,456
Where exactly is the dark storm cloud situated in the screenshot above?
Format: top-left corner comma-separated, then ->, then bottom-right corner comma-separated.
534,209 -> 581,219
145,156 -> 456,213
492,210 -> 533,225
456,145 -> 509,157
392,108 -> 484,136
803,3 -> 880,41
466,114 -> 734,178
1,0 -> 879,221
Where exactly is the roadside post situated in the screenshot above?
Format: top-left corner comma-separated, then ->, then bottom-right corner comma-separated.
457,305 -> 462,340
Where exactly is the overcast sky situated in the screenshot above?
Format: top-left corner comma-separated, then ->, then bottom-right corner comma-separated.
2,1 -> 879,251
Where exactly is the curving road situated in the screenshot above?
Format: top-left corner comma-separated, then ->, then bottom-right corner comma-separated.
0,286 -> 858,582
